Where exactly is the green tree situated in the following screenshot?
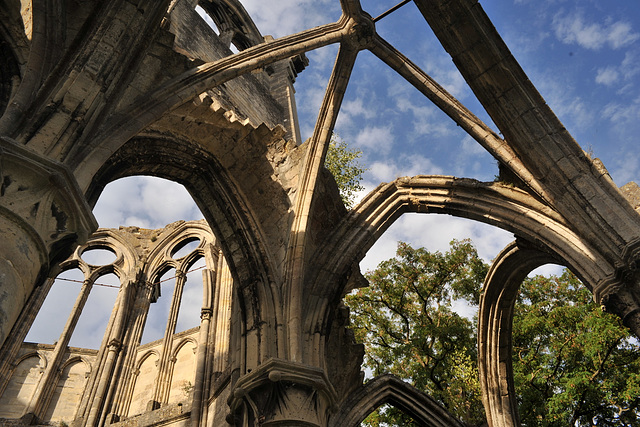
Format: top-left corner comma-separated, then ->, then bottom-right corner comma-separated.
325,135 -> 366,208
346,240 -> 488,426
513,271 -> 640,426
346,240 -> 640,426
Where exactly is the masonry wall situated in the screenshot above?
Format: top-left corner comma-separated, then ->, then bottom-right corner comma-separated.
0,344 -> 97,423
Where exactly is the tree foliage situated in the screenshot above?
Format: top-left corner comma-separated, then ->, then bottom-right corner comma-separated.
346,240 -> 640,426
346,240 -> 488,426
513,271 -> 640,426
325,134 -> 366,208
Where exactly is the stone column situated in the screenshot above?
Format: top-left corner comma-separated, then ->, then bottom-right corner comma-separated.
190,306 -> 212,427
85,282 -> 131,427
154,270 -> 187,405
104,280 -> 157,422
85,339 -> 122,426
0,137 -> 97,348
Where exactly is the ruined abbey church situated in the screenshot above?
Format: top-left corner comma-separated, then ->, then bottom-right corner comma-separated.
1,0 -> 640,426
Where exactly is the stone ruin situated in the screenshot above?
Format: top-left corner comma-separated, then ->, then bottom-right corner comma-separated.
1,0 -> 640,426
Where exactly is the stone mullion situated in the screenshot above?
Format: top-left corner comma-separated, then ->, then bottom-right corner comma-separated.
199,251 -> 226,427
27,279 -> 93,418
75,320 -> 111,422
0,276 -> 55,398
153,270 -> 187,406
106,281 -> 156,421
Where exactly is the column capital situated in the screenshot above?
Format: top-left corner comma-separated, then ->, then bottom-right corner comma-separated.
200,308 -> 213,320
226,358 -> 337,426
107,339 -> 122,352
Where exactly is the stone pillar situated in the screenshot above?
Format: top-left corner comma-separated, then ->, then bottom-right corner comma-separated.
190,307 -> 212,427
226,359 -> 337,427
85,339 -> 122,427
85,282 -> 131,426
104,280 -> 157,422
0,137 -> 97,348
155,270 -> 187,405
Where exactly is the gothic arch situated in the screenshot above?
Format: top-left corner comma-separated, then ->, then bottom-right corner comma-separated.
85,136 -> 283,365
61,228 -> 141,285
0,352 -> 46,418
132,350 -> 161,379
11,351 -> 47,373
477,241 -> 561,427
330,374 -> 465,427
44,357 -> 92,422
167,338 -> 198,404
313,177 -> 612,297
171,337 -> 198,358
307,177 -> 614,363
58,356 -> 91,377
128,350 -> 161,417
145,221 -> 214,277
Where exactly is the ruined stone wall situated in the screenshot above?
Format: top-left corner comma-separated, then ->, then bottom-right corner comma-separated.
0,221 -> 229,426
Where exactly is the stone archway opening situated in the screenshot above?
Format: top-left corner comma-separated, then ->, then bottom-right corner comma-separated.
93,176 -> 204,230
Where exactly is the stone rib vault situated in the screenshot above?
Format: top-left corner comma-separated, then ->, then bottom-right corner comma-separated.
0,0 -> 639,426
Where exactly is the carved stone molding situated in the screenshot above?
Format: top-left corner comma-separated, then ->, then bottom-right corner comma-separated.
227,358 -> 338,426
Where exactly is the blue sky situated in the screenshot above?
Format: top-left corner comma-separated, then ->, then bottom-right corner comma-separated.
30,1 -> 640,347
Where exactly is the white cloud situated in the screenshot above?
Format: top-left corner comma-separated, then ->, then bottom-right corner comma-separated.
339,97 -> 379,125
365,153 -> 444,183
553,12 -> 639,50
602,96 -> 640,125
93,177 -> 203,230
595,66 -> 619,86
353,125 -> 395,155
359,214 -> 514,273
241,0 -> 340,38
454,136 -> 496,181
596,50 -> 640,89
611,151 -> 640,186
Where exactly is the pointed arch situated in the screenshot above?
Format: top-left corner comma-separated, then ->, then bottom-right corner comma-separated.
43,357 -> 91,422
306,176 -> 615,366
86,135 -> 281,364
330,374 -> 465,427
128,350 -> 160,416
168,337 -> 198,404
477,240 -> 560,427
